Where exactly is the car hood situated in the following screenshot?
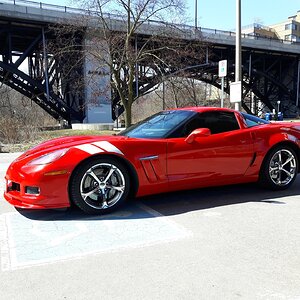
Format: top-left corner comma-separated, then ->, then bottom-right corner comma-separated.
15,135 -> 130,162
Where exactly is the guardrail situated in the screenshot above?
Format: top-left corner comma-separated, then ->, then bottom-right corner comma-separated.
1,0 -> 299,46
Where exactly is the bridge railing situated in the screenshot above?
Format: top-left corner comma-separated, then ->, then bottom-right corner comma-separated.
2,0 -> 300,46
199,27 -> 298,45
2,0 -> 80,13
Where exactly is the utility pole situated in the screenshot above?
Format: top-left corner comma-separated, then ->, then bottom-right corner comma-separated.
235,0 -> 242,111
162,78 -> 165,110
195,0 -> 198,29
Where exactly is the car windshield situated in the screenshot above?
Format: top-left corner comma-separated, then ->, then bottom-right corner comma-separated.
119,110 -> 196,139
241,113 -> 269,128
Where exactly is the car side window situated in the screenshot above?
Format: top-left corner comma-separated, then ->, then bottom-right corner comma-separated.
242,113 -> 269,128
182,116 -> 206,136
199,111 -> 240,134
182,111 -> 240,136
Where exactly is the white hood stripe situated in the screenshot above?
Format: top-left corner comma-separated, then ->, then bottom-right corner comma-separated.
74,141 -> 124,156
92,141 -> 124,156
75,144 -> 104,155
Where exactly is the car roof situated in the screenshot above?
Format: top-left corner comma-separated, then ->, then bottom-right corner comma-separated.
169,106 -> 238,114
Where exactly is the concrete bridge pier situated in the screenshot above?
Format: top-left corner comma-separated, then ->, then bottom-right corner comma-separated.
72,35 -> 114,130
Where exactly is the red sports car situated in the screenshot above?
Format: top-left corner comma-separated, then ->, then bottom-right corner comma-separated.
4,107 -> 300,214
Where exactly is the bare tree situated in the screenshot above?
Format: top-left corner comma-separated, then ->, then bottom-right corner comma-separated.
154,77 -> 209,108
52,0 -> 207,126
85,0 -> 187,127
132,77 -> 216,123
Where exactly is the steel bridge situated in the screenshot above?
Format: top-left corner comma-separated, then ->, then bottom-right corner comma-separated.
1,0 -> 300,124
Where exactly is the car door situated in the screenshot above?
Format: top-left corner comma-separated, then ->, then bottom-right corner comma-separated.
166,111 -> 254,189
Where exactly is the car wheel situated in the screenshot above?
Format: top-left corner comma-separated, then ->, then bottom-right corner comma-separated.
259,146 -> 298,190
70,157 -> 130,214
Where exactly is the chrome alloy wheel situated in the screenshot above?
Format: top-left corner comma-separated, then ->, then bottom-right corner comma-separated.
269,149 -> 297,187
80,163 -> 125,210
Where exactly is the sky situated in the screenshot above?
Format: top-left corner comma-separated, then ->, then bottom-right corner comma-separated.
41,0 -> 299,31
185,0 -> 300,30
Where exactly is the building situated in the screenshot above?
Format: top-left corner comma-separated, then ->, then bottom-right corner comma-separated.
269,11 -> 300,42
242,23 -> 277,39
242,11 -> 300,43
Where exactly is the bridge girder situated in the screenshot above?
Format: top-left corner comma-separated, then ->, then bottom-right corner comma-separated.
0,16 -> 299,122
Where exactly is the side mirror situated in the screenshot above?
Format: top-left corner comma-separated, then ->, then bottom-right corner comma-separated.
185,128 -> 211,144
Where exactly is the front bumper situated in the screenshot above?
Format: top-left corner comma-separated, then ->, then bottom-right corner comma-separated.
4,191 -> 65,209
4,164 -> 71,210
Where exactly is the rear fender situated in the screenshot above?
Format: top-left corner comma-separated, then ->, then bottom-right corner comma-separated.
260,133 -> 300,174
268,132 -> 298,147
245,132 -> 300,177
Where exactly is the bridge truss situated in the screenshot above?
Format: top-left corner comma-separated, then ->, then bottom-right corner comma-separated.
195,46 -> 300,117
117,40 -> 300,119
0,19 -> 85,124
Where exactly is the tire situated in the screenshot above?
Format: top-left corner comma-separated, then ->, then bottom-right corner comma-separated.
259,145 -> 298,190
69,157 -> 131,214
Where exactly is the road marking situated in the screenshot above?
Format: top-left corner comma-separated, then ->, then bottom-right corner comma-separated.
31,222 -> 89,247
203,211 -> 222,217
49,223 -> 89,247
0,215 -> 10,271
0,204 -> 191,271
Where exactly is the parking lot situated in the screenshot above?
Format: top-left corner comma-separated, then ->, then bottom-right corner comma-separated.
1,152 -> 300,300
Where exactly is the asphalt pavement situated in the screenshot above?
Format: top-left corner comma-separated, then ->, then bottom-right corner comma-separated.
0,152 -> 300,300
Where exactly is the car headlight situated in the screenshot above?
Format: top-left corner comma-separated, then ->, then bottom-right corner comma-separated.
27,149 -> 68,166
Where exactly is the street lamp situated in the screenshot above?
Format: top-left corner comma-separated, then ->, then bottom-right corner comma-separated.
277,101 -> 281,112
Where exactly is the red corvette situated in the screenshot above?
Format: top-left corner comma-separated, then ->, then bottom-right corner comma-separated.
4,107 -> 300,213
